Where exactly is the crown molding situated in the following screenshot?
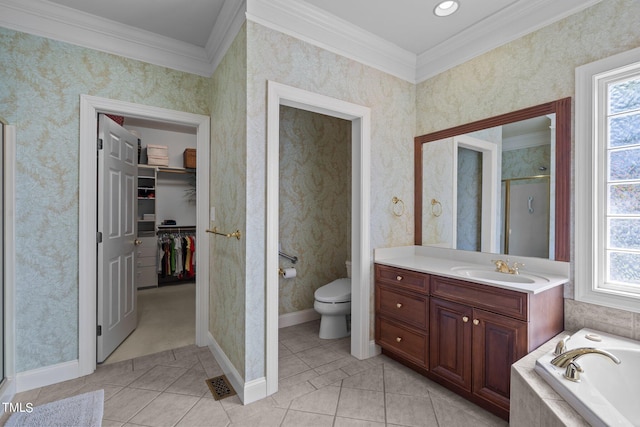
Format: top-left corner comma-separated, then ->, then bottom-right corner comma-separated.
206,0 -> 247,73
246,0 -> 417,83
503,130 -> 551,152
0,0 -> 603,82
0,0 -> 245,77
416,0 -> 604,82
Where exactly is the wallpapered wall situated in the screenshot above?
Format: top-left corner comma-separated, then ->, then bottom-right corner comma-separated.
421,138 -> 454,248
502,145 -> 550,181
279,106 -> 351,315
416,0 -> 640,340
0,27 -> 210,372
209,25 -> 248,378
245,21 -> 417,381
456,148 -> 481,251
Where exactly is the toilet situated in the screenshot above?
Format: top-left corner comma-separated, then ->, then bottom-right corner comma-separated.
314,261 -> 351,339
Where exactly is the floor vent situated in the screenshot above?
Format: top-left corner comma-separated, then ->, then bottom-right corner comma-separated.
205,375 -> 237,401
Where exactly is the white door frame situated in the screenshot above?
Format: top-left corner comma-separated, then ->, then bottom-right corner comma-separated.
78,95 -> 210,376
266,81 -> 371,395
454,134 -> 499,253
0,123 -> 16,403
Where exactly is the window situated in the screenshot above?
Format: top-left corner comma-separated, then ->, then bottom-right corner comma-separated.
576,47 -> 640,313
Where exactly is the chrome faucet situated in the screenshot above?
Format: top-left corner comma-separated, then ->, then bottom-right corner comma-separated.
550,347 -> 621,368
550,347 -> 621,382
491,259 -> 523,275
553,335 -> 571,356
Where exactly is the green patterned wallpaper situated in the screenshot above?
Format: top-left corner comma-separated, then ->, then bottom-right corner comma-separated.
0,27 -> 209,372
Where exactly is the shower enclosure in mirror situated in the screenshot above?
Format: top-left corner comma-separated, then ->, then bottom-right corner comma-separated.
415,98 -> 571,261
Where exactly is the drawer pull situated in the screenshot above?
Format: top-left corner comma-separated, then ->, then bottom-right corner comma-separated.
462,316 -> 469,323
396,275 -> 403,281
396,303 -> 403,309
473,319 -> 480,326
396,337 -> 402,343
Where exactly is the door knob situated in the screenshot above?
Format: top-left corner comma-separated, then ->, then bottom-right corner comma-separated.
473,319 -> 480,326
462,316 -> 469,323
134,239 -> 142,246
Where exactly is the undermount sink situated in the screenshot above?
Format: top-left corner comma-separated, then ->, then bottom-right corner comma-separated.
450,266 -> 550,284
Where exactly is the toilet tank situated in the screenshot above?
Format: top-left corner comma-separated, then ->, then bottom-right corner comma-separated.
346,260 -> 352,278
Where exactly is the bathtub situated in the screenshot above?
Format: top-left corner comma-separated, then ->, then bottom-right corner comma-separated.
535,328 -> 640,427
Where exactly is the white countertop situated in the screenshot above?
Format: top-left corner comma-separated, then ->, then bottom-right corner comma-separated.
374,246 -> 569,294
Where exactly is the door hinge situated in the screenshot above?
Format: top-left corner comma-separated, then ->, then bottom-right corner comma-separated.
97,325 -> 102,336
97,138 -> 103,150
97,232 -> 102,243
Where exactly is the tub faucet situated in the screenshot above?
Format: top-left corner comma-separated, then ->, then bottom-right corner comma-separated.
550,347 -> 621,368
553,335 -> 571,356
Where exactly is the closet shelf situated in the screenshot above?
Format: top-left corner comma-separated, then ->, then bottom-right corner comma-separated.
157,166 -> 195,174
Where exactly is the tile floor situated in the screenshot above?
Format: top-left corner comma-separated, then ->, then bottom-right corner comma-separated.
3,321 -> 508,426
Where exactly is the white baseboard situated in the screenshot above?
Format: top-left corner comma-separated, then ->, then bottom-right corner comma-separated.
206,332 -> 266,405
0,377 -> 16,409
278,308 -> 320,329
16,360 -> 80,393
369,340 -> 381,358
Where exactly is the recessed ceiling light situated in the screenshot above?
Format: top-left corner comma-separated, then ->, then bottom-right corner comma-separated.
434,1 -> 459,17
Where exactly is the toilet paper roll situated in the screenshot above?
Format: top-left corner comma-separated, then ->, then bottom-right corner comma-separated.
281,267 -> 297,279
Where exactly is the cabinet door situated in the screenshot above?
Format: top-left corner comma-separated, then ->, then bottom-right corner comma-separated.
471,308 -> 527,409
429,298 -> 472,391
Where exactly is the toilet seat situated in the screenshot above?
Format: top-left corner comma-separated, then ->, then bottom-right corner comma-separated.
315,278 -> 351,303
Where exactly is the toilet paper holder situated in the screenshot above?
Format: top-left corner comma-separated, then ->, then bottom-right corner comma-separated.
278,267 -> 297,278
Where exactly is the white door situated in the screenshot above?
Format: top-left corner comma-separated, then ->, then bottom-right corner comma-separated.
97,115 -> 138,363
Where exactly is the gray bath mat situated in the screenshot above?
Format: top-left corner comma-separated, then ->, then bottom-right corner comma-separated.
6,389 -> 104,427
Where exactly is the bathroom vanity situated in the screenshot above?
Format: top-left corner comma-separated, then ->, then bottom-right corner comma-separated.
374,246 -> 568,420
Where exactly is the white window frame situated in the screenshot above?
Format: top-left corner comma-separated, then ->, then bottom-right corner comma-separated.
575,46 -> 640,313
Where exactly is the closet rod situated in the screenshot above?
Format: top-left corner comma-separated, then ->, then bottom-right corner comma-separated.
156,226 -> 196,234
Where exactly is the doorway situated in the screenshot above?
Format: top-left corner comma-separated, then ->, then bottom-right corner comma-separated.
98,115 -> 200,364
78,95 -> 210,376
278,105 -> 352,329
266,82 -> 372,396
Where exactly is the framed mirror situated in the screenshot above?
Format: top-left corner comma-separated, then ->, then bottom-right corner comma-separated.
414,98 -> 571,261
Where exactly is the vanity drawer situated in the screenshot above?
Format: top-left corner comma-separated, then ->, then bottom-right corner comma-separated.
375,264 -> 429,294
431,276 -> 528,321
376,284 -> 428,330
376,317 -> 428,368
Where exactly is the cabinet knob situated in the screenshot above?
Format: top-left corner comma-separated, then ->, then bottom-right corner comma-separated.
473,319 -> 480,326
396,303 -> 403,309
396,337 -> 402,343
396,275 -> 403,281
462,316 -> 469,323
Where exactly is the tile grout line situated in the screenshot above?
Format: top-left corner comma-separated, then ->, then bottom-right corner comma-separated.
382,363 -> 388,426
332,378 -> 345,427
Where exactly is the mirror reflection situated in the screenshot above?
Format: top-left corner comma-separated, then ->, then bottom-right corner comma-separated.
415,98 -> 570,261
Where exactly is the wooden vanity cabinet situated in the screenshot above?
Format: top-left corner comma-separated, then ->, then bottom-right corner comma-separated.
375,265 -> 429,369
375,263 -> 563,421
